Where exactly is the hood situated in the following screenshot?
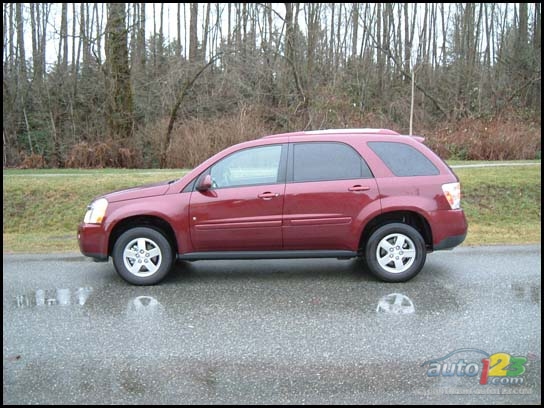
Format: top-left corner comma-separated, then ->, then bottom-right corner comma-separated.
102,180 -> 172,203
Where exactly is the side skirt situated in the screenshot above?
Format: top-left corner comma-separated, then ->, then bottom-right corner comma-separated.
177,250 -> 358,261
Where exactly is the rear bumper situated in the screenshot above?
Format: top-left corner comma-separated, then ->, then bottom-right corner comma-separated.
434,232 -> 467,250
429,209 -> 468,250
78,223 -> 109,261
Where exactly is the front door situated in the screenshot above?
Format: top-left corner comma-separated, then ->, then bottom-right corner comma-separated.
189,144 -> 286,252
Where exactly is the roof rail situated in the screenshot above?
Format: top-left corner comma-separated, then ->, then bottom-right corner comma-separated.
303,128 -> 400,135
260,128 -> 401,139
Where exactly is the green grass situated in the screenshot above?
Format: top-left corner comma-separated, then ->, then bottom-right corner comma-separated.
3,169 -> 189,252
2,162 -> 541,253
453,164 -> 541,245
447,159 -> 541,166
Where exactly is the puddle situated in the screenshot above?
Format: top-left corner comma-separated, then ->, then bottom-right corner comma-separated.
14,287 -> 93,308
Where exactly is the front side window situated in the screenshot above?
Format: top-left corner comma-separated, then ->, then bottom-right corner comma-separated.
292,142 -> 372,182
209,144 -> 283,188
368,141 -> 440,176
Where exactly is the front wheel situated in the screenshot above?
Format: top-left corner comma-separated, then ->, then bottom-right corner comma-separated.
112,227 -> 174,285
365,223 -> 426,282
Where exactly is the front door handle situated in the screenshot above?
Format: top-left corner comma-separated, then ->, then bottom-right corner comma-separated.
258,192 -> 280,199
348,185 -> 370,192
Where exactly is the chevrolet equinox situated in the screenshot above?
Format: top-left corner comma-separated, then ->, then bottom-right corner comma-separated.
78,128 -> 467,285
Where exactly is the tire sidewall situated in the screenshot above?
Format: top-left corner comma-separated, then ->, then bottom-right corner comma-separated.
112,227 -> 174,285
365,223 -> 426,282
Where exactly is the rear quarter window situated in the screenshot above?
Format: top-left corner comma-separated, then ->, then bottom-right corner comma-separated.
368,141 -> 440,176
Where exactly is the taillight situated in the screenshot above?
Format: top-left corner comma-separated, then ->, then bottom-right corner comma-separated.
442,182 -> 461,209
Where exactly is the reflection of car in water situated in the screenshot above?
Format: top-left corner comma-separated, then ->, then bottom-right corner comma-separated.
14,287 -> 93,308
376,293 -> 415,314
125,295 -> 165,317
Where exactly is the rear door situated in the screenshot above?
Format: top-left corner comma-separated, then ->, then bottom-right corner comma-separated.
282,141 -> 380,251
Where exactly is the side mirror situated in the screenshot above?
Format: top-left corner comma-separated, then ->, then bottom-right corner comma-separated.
196,174 -> 212,192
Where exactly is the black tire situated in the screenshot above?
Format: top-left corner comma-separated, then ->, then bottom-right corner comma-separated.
365,223 -> 426,282
112,227 -> 174,285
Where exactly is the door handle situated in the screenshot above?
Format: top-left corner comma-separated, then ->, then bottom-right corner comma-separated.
258,192 -> 279,199
348,185 -> 370,192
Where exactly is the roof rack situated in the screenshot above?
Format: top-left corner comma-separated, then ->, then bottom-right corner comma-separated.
260,128 -> 402,139
303,128 -> 400,135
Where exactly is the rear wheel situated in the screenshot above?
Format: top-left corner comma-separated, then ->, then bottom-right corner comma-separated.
112,227 -> 174,285
365,223 -> 426,282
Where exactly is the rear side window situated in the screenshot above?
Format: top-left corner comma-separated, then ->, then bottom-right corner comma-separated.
368,141 -> 440,176
292,142 -> 372,182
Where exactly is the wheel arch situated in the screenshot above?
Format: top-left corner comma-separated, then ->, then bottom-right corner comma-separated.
359,210 -> 433,252
108,216 -> 178,257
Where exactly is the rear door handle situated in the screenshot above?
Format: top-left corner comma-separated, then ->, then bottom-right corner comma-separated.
348,185 -> 370,192
258,192 -> 279,199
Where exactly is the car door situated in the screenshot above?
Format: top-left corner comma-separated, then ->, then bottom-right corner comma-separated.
189,144 -> 287,252
282,141 -> 380,251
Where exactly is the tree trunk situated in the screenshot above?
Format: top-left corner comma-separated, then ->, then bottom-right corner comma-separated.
202,3 -> 211,61
351,3 -> 359,58
227,3 -> 231,48
139,3 -> 146,67
329,3 -> 334,68
189,3 -> 198,60
30,3 -> 42,82
158,2 -> 164,62
9,3 -> 15,70
41,4 -> 50,78
105,3 -> 134,142
376,3 -> 383,91
16,2 -> 26,77
72,3 -> 77,76
177,4 -> 182,57
59,3 -> 68,70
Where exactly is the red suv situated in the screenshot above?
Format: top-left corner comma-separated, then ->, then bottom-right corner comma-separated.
78,128 -> 467,285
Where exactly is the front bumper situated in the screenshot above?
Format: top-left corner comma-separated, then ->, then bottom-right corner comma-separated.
77,222 -> 109,261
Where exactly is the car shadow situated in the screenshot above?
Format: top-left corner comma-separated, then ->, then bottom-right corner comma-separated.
161,257 -> 381,284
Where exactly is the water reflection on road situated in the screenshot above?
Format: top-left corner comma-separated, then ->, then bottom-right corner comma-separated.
14,285 -> 420,317
15,287 -> 94,308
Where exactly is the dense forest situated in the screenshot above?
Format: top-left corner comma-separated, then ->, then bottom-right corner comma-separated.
2,3 -> 541,168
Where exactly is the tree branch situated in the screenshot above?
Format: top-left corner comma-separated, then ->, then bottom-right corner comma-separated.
359,13 -> 448,117
160,53 -> 223,168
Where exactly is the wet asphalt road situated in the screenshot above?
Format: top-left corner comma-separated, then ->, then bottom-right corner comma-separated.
3,245 -> 541,404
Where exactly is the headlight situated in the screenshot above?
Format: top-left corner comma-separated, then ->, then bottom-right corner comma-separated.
83,198 -> 108,224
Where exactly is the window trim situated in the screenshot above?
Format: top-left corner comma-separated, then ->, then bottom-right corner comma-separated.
287,141 -> 374,183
